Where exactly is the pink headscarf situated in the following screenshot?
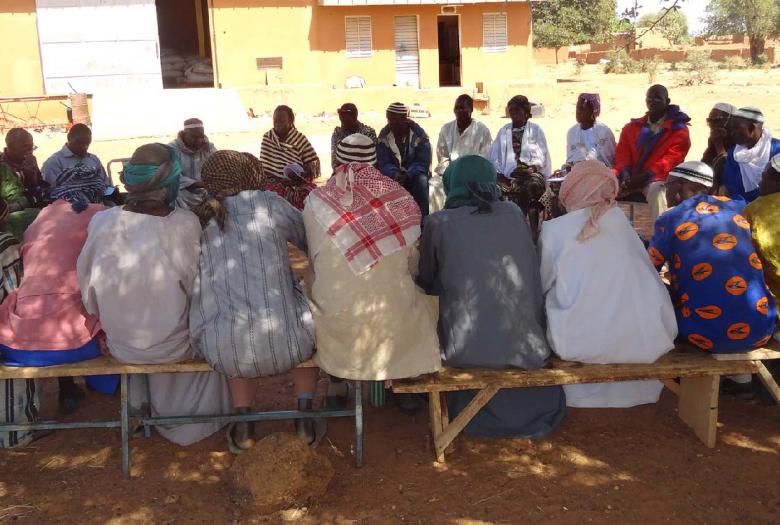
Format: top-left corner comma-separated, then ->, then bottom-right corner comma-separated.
559,160 -> 619,242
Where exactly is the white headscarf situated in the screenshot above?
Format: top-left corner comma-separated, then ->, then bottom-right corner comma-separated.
734,127 -> 774,193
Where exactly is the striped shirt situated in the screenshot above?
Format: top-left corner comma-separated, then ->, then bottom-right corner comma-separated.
259,127 -> 320,180
0,233 -> 21,302
189,190 -> 316,377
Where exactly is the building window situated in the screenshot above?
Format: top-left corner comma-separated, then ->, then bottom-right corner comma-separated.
345,16 -> 372,58
483,13 -> 508,53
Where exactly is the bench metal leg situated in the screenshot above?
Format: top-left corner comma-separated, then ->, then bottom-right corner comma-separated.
120,373 -> 131,478
354,381 -> 363,467
678,375 -> 719,448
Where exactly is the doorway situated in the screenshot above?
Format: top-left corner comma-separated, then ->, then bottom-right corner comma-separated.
394,16 -> 420,88
155,0 -> 214,89
437,15 -> 461,87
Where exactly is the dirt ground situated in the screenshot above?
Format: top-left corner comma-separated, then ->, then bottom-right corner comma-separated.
2,65 -> 780,524
1,375 -> 779,524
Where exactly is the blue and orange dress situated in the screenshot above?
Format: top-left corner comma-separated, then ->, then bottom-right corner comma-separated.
648,194 -> 777,353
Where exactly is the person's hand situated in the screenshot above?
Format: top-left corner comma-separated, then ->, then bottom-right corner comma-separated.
97,332 -> 111,356
510,167 -> 534,179
395,172 -> 409,187
7,201 -> 22,213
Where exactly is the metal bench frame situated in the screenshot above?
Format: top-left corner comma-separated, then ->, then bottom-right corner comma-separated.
0,357 -> 364,477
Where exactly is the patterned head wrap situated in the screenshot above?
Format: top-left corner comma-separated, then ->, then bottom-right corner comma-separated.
443,155 -> 502,212
201,150 -> 265,197
335,133 -> 377,166
578,93 -> 601,117
668,161 -> 714,188
49,164 -> 107,213
559,160 -> 619,242
121,144 -> 181,206
194,150 -> 265,230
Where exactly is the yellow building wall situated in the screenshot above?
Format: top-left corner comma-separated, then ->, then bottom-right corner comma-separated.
211,1 -> 533,90
0,0 -> 44,97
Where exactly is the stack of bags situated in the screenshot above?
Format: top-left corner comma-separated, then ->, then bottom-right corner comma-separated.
160,49 -> 214,86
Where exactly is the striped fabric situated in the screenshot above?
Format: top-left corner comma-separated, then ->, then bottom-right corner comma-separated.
259,127 -> 319,180
387,102 -> 409,116
0,232 -> 38,449
335,133 -> 377,165
189,190 -> 315,378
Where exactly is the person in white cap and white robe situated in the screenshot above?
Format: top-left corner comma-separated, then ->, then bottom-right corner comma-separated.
168,117 -> 217,209
721,106 -> 780,202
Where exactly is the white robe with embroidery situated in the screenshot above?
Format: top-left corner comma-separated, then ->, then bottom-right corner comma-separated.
488,122 -> 552,179
565,122 -> 617,167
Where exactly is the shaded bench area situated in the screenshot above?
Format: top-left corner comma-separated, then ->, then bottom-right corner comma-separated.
393,345 -> 780,463
0,357 -> 363,477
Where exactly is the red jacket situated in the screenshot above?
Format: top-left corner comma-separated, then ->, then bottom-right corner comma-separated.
614,107 -> 691,182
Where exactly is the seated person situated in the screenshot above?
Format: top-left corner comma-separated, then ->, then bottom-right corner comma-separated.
0,128 -> 47,239
539,160 -> 677,408
305,134 -> 440,383
77,143 -> 231,446
433,94 -> 492,212
614,84 -> 691,223
377,102 -> 432,217
0,166 -> 118,412
721,106 -> 780,202
701,102 -> 735,191
488,95 -> 552,224
330,103 -> 377,169
648,161 -> 777,353
565,93 -> 616,168
417,155 -> 565,438
260,105 -> 320,210
41,124 -> 108,187
744,153 -> 780,302
0,198 -> 38,448
189,150 -> 321,452
168,117 -> 217,209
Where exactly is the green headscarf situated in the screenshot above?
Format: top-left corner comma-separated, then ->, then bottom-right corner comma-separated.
121,144 -> 182,206
443,155 -> 502,211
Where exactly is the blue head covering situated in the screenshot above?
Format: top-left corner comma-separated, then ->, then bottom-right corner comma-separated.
121,144 -> 181,206
49,164 -> 106,213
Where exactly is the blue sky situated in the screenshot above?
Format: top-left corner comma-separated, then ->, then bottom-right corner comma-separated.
617,0 -> 709,34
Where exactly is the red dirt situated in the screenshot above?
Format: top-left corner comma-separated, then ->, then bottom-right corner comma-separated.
1,374 -> 779,524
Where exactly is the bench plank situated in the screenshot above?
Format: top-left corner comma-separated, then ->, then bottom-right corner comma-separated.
0,356 -> 318,380
392,352 -> 757,394
711,348 -> 780,361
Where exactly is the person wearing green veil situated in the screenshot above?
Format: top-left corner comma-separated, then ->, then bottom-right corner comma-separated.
78,143 -> 231,446
417,155 -> 566,438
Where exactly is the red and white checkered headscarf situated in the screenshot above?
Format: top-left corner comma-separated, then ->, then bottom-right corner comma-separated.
306,163 -> 421,275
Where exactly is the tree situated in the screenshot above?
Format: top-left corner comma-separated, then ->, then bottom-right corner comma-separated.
532,0 -> 617,63
704,0 -> 780,64
637,9 -> 690,46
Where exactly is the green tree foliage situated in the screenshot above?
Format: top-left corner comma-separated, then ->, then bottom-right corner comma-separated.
532,0 -> 618,62
704,0 -> 780,63
636,8 -> 690,46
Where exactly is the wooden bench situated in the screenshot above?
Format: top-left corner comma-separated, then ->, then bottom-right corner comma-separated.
0,356 -> 364,477
393,346 -> 780,463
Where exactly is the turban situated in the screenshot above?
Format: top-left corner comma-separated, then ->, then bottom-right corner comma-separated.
121,144 -> 181,206
559,160 -> 619,242
201,150 -> 265,197
578,93 -> 601,117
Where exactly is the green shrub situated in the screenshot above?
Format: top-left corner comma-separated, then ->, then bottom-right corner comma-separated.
675,50 -> 716,86
604,48 -> 641,74
720,55 -> 748,71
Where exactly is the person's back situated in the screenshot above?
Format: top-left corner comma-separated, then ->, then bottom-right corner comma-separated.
79,206 -> 200,361
421,201 -> 550,368
0,200 -> 103,351
649,194 -> 777,352
541,207 -> 676,364
191,189 -> 315,377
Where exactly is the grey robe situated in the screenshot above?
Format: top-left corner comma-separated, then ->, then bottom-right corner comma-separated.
417,201 -> 565,437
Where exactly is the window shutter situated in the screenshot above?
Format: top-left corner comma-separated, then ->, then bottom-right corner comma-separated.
345,16 -> 372,58
483,13 -> 508,53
